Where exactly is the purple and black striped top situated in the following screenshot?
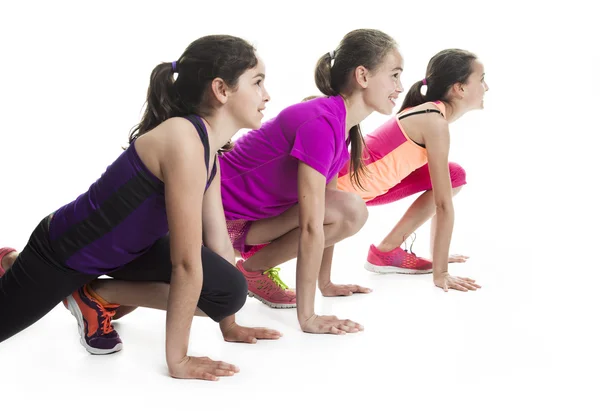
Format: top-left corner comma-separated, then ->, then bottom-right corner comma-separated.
48,115 -> 216,275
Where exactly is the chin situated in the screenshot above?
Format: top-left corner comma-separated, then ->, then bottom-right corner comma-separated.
240,118 -> 259,130
378,105 -> 394,116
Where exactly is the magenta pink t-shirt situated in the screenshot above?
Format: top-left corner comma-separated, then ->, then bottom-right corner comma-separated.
220,95 -> 348,221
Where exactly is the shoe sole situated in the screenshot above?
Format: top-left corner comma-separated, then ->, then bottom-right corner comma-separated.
65,295 -> 123,355
247,291 -> 296,308
364,261 -> 433,275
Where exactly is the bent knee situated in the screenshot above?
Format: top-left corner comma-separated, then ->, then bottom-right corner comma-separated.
333,191 -> 368,233
216,265 -> 248,319
449,162 -> 467,187
228,267 -> 249,315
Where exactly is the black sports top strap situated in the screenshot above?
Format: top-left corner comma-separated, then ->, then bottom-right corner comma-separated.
183,115 -> 217,191
397,109 -> 444,149
397,108 -> 444,120
206,161 -> 218,189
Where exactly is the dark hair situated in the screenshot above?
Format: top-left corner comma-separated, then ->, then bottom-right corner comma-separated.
301,95 -> 320,102
400,49 -> 477,112
314,29 -> 397,190
128,35 -> 258,153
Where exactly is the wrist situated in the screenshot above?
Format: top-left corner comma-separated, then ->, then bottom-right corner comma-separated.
318,279 -> 332,291
219,315 -> 236,332
298,312 -> 316,324
433,270 -> 448,279
166,351 -> 187,370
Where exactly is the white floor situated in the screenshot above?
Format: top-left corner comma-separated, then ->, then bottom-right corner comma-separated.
1,199 -> 598,410
1,1 -> 598,409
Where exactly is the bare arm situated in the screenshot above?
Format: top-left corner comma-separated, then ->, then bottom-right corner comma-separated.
201,161 -> 235,265
317,176 -> 372,297
159,121 -> 238,379
317,176 -> 338,290
201,161 -> 237,332
202,160 -> 282,341
422,117 -> 454,279
296,161 -> 327,324
296,163 -> 363,334
422,117 -> 480,292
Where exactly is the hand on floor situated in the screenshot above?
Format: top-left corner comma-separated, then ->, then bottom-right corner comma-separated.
300,314 -> 363,335
221,322 -> 282,344
449,254 -> 470,263
434,273 -> 481,292
169,355 -> 239,381
320,282 -> 372,297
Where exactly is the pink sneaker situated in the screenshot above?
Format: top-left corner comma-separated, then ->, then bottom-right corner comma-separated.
236,260 -> 296,308
364,244 -> 433,274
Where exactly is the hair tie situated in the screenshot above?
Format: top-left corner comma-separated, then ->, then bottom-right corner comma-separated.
171,61 -> 178,73
422,78 -> 427,86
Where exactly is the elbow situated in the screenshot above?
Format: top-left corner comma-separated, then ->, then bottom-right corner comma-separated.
299,220 -> 325,240
171,257 -> 203,275
435,200 -> 454,214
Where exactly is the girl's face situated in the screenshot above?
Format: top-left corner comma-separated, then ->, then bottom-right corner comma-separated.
362,48 -> 405,115
462,60 -> 489,110
227,56 -> 270,130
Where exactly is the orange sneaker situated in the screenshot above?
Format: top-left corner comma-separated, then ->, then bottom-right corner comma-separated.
64,284 -> 123,354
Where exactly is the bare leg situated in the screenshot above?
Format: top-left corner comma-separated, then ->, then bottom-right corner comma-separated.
379,186 -> 463,253
112,305 -> 138,320
91,279 -> 207,317
243,190 -> 368,272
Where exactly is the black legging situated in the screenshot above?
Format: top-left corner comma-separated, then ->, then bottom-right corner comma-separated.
0,216 -> 248,343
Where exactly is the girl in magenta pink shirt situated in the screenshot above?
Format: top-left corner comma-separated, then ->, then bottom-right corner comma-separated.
219,29 -> 404,335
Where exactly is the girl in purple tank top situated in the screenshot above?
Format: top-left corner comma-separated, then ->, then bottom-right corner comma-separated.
0,35 -> 280,381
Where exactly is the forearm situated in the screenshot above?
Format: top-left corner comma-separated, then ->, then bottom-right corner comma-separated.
204,236 -> 236,266
431,205 -> 454,277
318,245 -> 335,291
215,243 -> 236,266
296,227 -> 325,323
166,266 -> 203,369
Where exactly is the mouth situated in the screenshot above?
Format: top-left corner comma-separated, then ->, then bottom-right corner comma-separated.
388,96 -> 398,106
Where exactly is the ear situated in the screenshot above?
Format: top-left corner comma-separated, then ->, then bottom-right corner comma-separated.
211,78 -> 229,105
354,65 -> 369,89
452,82 -> 465,99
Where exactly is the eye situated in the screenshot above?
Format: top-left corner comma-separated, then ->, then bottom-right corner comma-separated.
256,79 -> 263,86
393,73 -> 399,79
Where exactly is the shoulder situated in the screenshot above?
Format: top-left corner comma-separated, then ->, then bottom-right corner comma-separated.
133,117 -> 205,181
147,117 -> 206,167
280,96 -> 342,125
144,117 -> 203,151
400,103 -> 448,133
159,117 -> 202,140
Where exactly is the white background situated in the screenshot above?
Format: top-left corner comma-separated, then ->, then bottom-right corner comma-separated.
0,0 -> 598,410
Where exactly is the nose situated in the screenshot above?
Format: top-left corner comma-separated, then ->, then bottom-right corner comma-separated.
264,88 -> 271,102
395,77 -> 404,93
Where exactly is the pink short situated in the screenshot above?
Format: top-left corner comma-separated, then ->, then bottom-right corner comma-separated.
366,162 -> 466,206
226,219 -> 253,253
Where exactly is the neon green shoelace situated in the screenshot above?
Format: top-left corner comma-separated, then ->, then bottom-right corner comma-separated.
262,267 -> 289,290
